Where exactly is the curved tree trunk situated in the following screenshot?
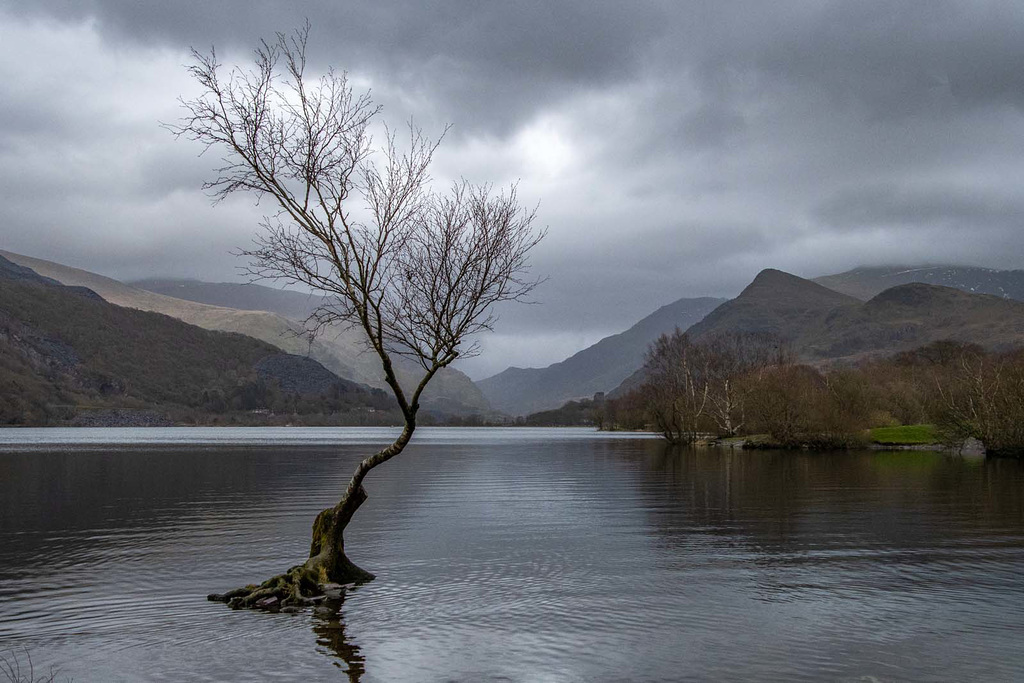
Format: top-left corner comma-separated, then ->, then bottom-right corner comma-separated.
209,422 -> 415,609
305,484 -> 374,583
305,421 -> 414,582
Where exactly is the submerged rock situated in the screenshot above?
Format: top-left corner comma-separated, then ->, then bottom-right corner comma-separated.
207,587 -> 253,603
320,583 -> 345,599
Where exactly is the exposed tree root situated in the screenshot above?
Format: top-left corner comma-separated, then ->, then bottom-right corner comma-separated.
208,496 -> 375,612
208,564 -> 327,611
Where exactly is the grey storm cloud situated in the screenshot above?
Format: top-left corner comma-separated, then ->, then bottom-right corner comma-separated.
5,0 -> 668,135
816,183 -> 1024,232
2,1 -> 1024,378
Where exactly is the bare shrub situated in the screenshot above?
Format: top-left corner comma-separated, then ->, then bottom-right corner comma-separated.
0,649 -> 69,683
937,348 -> 1024,455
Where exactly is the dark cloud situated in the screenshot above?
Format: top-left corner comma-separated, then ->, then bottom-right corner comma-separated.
677,103 -> 747,151
2,1 -> 1024,378
4,0 -> 668,136
684,1 -> 1024,115
816,183 -> 1024,232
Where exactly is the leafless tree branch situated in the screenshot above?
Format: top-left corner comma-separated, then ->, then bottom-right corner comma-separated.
172,26 -> 545,588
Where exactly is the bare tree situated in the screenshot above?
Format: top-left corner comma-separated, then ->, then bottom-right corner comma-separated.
937,347 -> 1024,455
637,331 -> 787,444
640,330 -> 710,445
171,26 -> 544,608
701,331 -> 786,436
0,648 -> 67,683
743,363 -> 821,447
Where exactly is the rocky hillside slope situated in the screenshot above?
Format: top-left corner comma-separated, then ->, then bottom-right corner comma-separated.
2,250 -> 490,418
0,255 -> 396,425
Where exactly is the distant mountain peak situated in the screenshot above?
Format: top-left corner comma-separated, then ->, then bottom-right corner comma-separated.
743,268 -> 803,291
751,267 -> 790,280
866,282 -> 951,307
738,268 -> 858,305
815,264 -> 1024,302
131,277 -> 324,320
865,281 -> 1001,310
476,295 -> 725,416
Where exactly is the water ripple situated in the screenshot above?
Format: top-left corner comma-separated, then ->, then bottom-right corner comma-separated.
1,433 -> 1023,682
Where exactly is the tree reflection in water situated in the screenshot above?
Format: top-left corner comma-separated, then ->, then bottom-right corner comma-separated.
312,591 -> 365,682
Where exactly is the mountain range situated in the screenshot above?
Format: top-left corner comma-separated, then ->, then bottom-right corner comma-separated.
0,254 -> 396,426
687,268 -> 1024,361
7,247 -> 1024,424
479,264 -> 1024,417
813,265 -> 1024,302
1,251 -> 490,418
613,267 -> 1024,398
477,297 -> 725,416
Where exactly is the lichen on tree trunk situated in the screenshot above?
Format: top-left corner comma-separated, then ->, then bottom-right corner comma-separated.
305,485 -> 375,585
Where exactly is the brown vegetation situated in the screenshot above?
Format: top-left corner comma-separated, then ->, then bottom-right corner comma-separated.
934,347 -> 1024,457
603,334 -> 1024,456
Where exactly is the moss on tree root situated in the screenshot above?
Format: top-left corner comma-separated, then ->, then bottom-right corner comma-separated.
208,565 -> 324,610
208,503 -> 374,612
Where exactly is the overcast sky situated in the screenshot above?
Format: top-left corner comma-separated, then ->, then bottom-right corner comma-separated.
2,1 -> 1024,378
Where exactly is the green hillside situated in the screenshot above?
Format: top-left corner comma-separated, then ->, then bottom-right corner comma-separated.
0,255 -> 398,426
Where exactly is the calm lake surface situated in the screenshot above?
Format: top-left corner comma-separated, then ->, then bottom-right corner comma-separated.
1,427 -> 1023,682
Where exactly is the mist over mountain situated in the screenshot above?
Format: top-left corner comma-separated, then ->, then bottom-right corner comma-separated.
478,296 -> 725,416
813,265 -> 1024,302
2,250 -> 491,419
132,278 -> 324,322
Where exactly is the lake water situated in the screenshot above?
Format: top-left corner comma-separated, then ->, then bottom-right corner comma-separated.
1,427 -> 1023,682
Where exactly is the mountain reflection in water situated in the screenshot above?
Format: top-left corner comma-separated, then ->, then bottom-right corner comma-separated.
0,427 -> 1022,682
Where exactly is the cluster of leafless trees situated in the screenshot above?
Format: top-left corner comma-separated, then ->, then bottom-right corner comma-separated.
932,345 -> 1024,455
630,330 -> 788,444
605,333 -> 1024,455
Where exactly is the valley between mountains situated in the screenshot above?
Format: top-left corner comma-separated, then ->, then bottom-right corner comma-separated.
4,248 -> 1024,425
